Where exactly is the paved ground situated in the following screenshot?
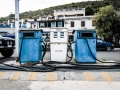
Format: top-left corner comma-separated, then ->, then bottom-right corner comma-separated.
0,48 -> 120,90
0,81 -> 120,90
0,48 -> 120,63
28,81 -> 120,90
0,71 -> 120,81
0,80 -> 120,90
42,48 -> 120,62
0,48 -> 120,82
97,48 -> 120,62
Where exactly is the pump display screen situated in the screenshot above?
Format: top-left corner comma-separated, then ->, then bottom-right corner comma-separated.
60,32 -> 64,36
60,32 -> 64,38
54,32 -> 58,38
82,33 -> 93,37
23,33 -> 34,37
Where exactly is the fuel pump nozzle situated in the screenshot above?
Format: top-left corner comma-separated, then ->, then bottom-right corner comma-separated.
66,38 -> 73,63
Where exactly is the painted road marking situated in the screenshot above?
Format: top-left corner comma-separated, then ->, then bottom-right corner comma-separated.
11,72 -> 22,80
28,72 -> 39,81
46,72 -> 57,81
101,72 -> 114,82
118,72 -> 120,76
0,72 -> 6,79
83,72 -> 95,81
0,71 -> 119,81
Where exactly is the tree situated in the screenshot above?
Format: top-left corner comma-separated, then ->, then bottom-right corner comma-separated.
85,6 -> 94,15
113,14 -> 120,43
0,17 -> 8,22
93,5 -> 120,43
8,14 -> 15,18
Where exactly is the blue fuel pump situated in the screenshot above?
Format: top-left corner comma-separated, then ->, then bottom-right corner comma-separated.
73,30 -> 96,63
19,30 -> 43,63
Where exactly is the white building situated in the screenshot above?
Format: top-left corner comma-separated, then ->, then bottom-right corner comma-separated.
0,8 -> 95,38
54,8 -> 85,17
36,8 -> 95,38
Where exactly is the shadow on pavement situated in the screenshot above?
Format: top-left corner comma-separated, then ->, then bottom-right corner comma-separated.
0,57 -> 16,64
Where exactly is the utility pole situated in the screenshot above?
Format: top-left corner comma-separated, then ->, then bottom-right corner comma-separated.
15,0 -> 19,58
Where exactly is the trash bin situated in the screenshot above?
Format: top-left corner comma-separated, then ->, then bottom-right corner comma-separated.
19,29 -> 43,63
73,30 -> 96,63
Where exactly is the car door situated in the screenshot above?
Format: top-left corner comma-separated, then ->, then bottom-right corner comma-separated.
97,39 -> 105,50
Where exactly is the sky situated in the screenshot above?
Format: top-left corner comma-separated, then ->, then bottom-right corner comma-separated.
0,0 -> 95,17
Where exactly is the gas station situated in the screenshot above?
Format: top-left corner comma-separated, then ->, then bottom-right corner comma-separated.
0,1 -> 120,90
0,0 -> 120,72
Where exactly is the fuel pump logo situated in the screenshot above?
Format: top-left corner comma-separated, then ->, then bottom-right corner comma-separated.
55,50 -> 63,52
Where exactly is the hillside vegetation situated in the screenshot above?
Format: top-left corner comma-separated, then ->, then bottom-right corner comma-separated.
0,0 -> 120,22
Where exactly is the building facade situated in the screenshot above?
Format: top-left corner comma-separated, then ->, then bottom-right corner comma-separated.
0,8 -> 95,40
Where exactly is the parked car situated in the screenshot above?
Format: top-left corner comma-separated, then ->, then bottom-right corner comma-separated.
97,38 -> 114,51
3,33 -> 15,39
0,31 -> 9,36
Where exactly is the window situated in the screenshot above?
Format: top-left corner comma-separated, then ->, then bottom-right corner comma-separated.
92,20 -> 95,26
58,22 -> 62,27
48,22 -> 51,27
51,22 -> 55,27
71,22 -> 74,27
34,19 -> 37,21
81,21 -> 85,27
82,33 -> 93,37
40,22 -> 45,27
77,14 -> 83,16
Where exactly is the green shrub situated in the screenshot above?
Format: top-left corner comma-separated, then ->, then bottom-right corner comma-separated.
114,43 -> 120,48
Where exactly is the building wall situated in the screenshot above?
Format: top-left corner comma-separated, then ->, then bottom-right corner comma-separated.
54,8 -> 85,16
54,11 -> 85,16
26,23 -> 31,28
37,16 -> 95,32
64,19 -> 95,31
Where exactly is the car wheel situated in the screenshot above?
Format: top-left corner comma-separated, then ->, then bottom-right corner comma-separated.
106,46 -> 112,51
1,49 -> 14,57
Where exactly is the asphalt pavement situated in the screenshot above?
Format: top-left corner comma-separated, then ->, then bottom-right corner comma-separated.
43,48 -> 120,62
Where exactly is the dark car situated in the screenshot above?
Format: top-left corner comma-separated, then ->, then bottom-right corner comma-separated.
0,35 -> 15,57
0,31 -> 9,36
97,39 -> 114,51
3,33 -> 15,39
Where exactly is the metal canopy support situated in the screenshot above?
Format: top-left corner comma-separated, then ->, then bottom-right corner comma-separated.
15,0 -> 19,57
